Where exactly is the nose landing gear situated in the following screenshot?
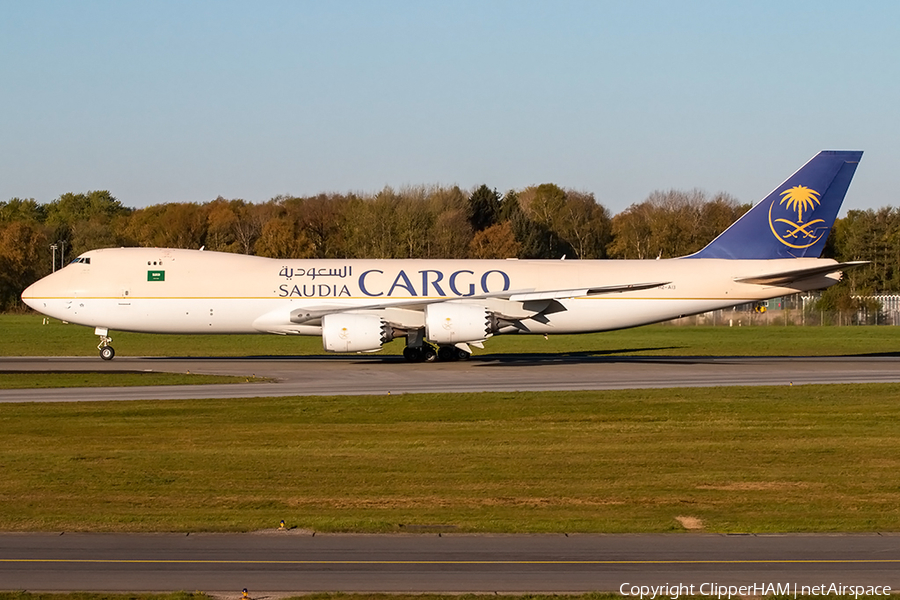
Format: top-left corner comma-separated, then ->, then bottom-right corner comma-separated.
95,327 -> 115,361
99,344 -> 116,361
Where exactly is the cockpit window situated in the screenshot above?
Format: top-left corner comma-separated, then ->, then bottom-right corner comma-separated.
70,257 -> 91,265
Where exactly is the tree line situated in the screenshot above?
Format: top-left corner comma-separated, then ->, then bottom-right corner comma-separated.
0,184 -> 892,311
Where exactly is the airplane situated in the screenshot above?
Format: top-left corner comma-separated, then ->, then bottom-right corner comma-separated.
22,150 -> 865,363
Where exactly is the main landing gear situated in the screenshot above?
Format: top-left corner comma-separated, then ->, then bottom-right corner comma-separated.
402,344 -> 471,363
402,330 -> 472,363
403,345 -> 437,363
438,345 -> 471,361
95,327 -> 115,361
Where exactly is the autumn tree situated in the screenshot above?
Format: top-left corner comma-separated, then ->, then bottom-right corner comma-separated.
508,185 -> 613,259
206,198 -> 263,254
607,200 -> 655,259
555,191 -> 612,259
255,216 -> 314,258
500,191 -> 553,258
517,184 -> 571,257
0,220 -> 48,310
14,177 -> 900,316
336,195 -> 375,258
124,202 -> 208,249
608,190 -> 747,259
366,187 -> 404,258
469,221 -> 521,259
423,185 -> 472,258
697,193 -> 748,243
44,191 -> 131,257
297,194 -> 347,258
830,208 -> 900,294
431,207 -> 473,258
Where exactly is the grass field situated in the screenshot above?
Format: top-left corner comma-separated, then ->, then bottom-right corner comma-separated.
2,384 -> 899,534
2,314 -> 899,358
0,595 -> 213,600
3,315 -> 899,537
0,372 -> 266,388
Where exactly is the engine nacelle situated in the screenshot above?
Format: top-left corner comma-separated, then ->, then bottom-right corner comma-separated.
425,302 -> 496,345
322,313 -> 393,353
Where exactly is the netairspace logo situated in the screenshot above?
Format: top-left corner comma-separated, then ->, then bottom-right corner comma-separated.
619,582 -> 892,599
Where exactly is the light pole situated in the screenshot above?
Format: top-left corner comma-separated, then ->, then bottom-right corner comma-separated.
50,243 -> 58,273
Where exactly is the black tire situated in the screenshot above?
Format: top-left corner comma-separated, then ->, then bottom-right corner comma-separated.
455,348 -> 471,361
99,345 -> 115,361
403,347 -> 422,362
437,346 -> 457,361
422,347 -> 437,363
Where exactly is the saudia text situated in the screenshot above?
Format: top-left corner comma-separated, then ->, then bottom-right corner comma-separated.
277,267 -> 511,298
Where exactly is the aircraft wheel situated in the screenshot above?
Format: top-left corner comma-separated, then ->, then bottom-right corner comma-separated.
99,345 -> 116,361
422,347 -> 437,363
437,346 -> 457,361
455,348 -> 471,361
403,347 -> 421,362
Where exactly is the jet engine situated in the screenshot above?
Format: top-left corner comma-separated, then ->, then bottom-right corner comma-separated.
424,302 -> 497,344
322,313 -> 394,353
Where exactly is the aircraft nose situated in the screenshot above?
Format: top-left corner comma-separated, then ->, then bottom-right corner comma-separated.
21,270 -> 69,314
21,280 -> 42,311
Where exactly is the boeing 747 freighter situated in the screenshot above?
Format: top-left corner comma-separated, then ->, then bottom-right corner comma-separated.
22,151 -> 864,362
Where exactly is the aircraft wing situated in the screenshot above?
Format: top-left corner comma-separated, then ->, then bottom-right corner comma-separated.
734,261 -> 868,286
288,280 -> 671,325
507,281 -> 670,302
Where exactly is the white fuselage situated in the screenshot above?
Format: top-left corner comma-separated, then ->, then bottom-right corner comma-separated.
22,247 -> 840,338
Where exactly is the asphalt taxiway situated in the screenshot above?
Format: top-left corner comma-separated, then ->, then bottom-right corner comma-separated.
2,354 -> 900,401
2,532 -> 899,592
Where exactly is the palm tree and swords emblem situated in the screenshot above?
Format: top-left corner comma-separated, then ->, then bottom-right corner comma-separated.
767,185 -> 826,249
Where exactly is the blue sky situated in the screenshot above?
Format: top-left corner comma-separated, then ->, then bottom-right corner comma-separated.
2,1 -> 898,214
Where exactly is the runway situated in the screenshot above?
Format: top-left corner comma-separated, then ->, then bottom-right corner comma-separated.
2,354 -> 900,402
2,532 -> 899,593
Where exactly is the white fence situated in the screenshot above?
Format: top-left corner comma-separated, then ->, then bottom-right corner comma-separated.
667,294 -> 900,326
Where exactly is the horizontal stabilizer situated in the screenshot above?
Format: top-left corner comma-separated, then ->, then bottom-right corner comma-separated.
734,261 -> 868,286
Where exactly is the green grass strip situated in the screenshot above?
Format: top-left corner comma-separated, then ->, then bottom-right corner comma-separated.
1,385 -> 899,534
0,594 -> 213,600
3,314 -> 900,358
0,372 -> 266,389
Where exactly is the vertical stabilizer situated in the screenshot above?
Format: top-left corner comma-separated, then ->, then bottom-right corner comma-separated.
688,150 -> 862,259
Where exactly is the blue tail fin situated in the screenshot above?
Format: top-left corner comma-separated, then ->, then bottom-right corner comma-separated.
688,150 -> 863,259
